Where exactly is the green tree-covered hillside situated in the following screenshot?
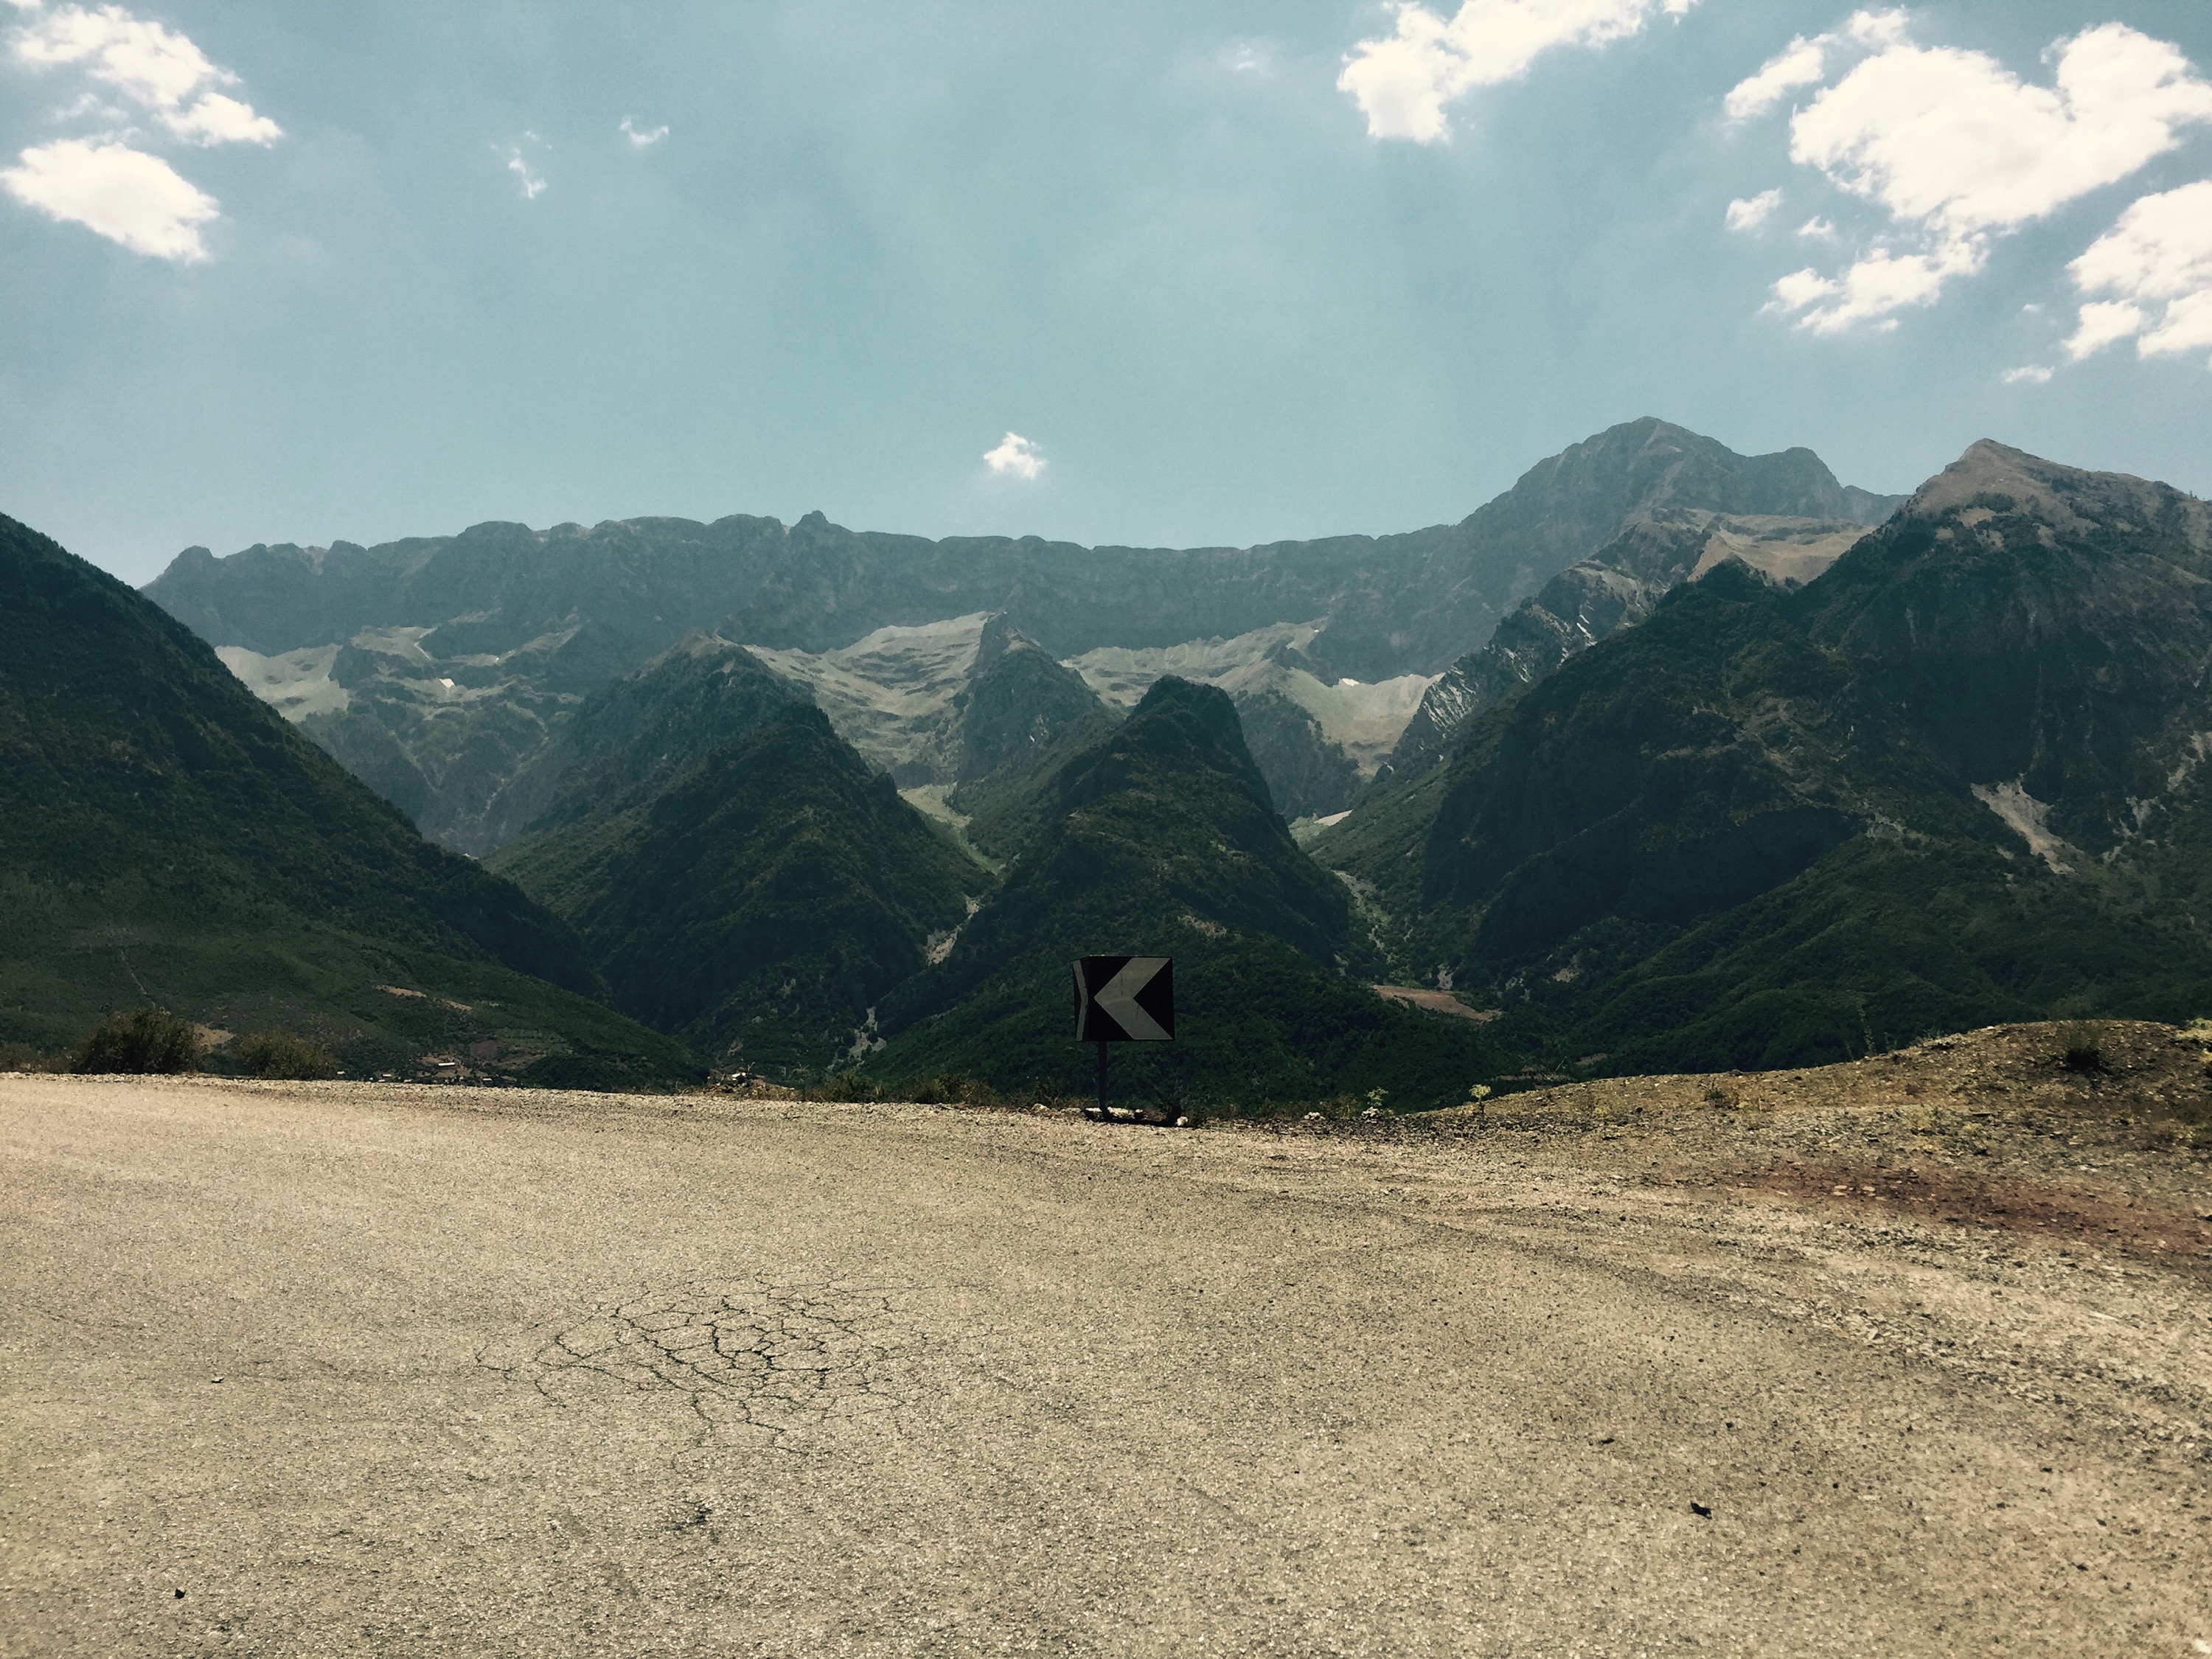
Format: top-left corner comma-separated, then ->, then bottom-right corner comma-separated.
491,695 -> 991,1079
0,512 -> 691,1081
1320,442 -> 2212,1075
874,678 -> 1506,1109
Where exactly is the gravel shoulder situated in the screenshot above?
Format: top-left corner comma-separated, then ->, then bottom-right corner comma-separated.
2,1027 -> 2208,1656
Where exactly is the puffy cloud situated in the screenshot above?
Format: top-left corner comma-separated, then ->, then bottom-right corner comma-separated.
2064,299 -> 2148,361
1722,9 -> 1907,122
1795,215 -> 1837,240
1,136 -> 217,259
1339,0 -> 1696,144
2065,181 -> 2212,365
619,116 -> 667,148
1724,188 -> 1780,232
1766,240 -> 1979,334
2001,365 -> 2053,386
165,89 -> 279,145
1724,35 -> 1827,122
1740,19 -> 2212,333
1792,26 -> 2211,244
3,2 -> 281,259
9,3 -> 281,145
984,432 -> 1046,480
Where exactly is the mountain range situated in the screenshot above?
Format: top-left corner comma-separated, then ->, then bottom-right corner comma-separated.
147,417 -> 1896,854
1321,439 -> 2212,1074
13,416 -> 2206,1107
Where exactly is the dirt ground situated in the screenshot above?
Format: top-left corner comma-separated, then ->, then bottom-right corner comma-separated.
2,1021 -> 2208,1656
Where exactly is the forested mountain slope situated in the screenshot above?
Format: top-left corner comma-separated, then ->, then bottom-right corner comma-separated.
488,661 -> 990,1079
1319,442 -> 2212,1074
0,512 -> 689,1082
871,678 -> 1504,1108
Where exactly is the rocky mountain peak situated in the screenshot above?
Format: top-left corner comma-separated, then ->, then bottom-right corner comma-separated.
1899,440 -> 2211,554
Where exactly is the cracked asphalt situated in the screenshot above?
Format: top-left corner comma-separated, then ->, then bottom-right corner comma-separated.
2,1071 -> 2208,1656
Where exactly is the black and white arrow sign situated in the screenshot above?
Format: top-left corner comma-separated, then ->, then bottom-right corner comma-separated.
1072,956 -> 1173,1043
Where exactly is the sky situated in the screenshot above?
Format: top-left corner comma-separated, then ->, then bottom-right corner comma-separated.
3,1 -> 2210,585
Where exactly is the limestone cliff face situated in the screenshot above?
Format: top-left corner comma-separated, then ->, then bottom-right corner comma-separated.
1384,417 -> 1902,776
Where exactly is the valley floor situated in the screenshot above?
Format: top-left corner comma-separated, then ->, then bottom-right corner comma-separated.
1,1042 -> 2206,1656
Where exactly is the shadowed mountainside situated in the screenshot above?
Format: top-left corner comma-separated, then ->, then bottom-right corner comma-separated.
0,512 -> 691,1082
942,616 -> 1124,863
871,678 -> 1506,1109
489,683 -> 991,1080
1318,442 -> 2212,1075
1385,422 -> 1899,772
1385,509 -> 1879,776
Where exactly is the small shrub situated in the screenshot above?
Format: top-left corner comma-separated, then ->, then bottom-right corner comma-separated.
901,1075 -> 951,1105
1703,1083 -> 1736,1110
811,1071 -> 883,1103
73,1006 -> 201,1075
521,1053 -> 638,1092
0,1041 -> 57,1072
957,1075 -> 1010,1110
2055,1023 -> 2104,1074
236,1030 -> 341,1080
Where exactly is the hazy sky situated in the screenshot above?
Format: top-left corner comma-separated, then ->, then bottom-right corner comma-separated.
4,1 -> 2210,584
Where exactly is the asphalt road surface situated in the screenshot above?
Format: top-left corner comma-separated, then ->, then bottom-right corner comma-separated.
2,1074 -> 2205,1656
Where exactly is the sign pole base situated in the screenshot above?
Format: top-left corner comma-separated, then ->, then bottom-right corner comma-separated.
1095,1041 -> 1107,1121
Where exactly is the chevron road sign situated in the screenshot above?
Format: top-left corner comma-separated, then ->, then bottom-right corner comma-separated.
1072,956 -> 1174,1043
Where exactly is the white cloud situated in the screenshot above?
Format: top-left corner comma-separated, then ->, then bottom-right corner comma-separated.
1745,20 -> 2212,333
1795,215 -> 1836,240
1339,0 -> 1696,144
619,116 -> 667,148
1722,10 -> 1908,122
2065,180 -> 2212,365
1842,8 -> 1909,52
2002,364 -> 2053,385
1765,240 -> 1979,334
984,432 -> 1046,480
165,89 -> 279,145
507,148 -> 546,199
9,3 -> 281,145
1724,188 -> 1780,232
1794,26 -> 2212,244
2,3 -> 279,260
1724,35 -> 1827,122
1,136 -> 216,259
2064,299 -> 2148,361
